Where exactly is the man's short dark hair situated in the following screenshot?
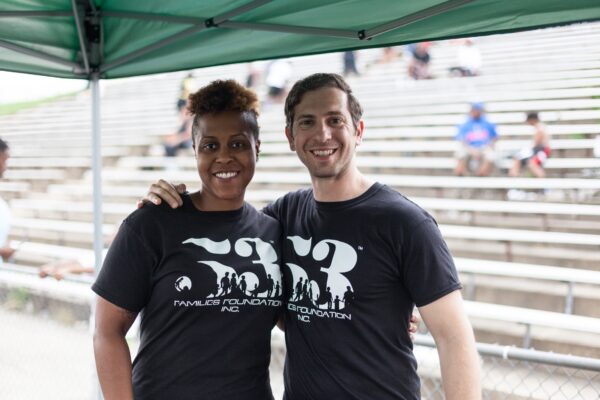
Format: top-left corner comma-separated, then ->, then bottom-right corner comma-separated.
0,138 -> 8,153
526,111 -> 539,122
284,73 -> 363,130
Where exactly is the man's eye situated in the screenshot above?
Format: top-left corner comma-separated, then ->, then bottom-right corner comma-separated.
330,117 -> 343,125
298,119 -> 313,127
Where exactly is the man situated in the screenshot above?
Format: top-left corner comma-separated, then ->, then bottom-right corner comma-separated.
454,102 -> 498,176
144,73 -> 481,399
509,112 -> 551,178
0,138 -> 15,265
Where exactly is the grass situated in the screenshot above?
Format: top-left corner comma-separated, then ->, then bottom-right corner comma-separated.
4,287 -> 32,311
0,91 -> 80,116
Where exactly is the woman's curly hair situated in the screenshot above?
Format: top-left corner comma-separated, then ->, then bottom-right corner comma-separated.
188,79 -> 260,142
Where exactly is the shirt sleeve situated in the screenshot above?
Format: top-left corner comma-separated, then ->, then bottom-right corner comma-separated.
402,218 -> 462,307
261,202 -> 277,219
262,194 -> 286,220
92,220 -> 158,312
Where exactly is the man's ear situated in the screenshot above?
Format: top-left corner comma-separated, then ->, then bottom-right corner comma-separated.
354,119 -> 365,146
285,127 -> 296,151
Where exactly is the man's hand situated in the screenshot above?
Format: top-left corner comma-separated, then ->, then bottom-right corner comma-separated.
136,180 -> 187,209
409,313 -> 419,341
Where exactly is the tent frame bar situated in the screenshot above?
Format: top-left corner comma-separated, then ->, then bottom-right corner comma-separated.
220,21 -> 357,39
72,0 -> 90,75
0,39 -> 80,70
0,11 -> 71,18
100,0 -> 272,74
363,0 -> 476,39
101,11 -> 202,24
213,0 -> 272,25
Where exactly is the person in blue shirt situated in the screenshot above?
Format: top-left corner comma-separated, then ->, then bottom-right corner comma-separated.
454,102 -> 498,176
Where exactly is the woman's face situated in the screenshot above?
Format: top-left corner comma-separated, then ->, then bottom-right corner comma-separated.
194,112 -> 259,211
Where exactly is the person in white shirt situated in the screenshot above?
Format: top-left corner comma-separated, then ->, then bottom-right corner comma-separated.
265,59 -> 293,103
0,138 -> 15,265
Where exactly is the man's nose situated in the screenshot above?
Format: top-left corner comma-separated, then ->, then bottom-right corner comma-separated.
315,121 -> 333,141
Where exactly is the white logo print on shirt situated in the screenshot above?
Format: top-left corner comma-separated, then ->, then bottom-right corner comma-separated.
175,276 -> 192,292
172,237 -> 283,312
286,236 -> 356,322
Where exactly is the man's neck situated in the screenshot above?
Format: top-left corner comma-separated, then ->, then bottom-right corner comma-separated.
311,168 -> 373,202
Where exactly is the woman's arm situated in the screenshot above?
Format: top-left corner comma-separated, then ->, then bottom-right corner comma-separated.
93,296 -> 138,400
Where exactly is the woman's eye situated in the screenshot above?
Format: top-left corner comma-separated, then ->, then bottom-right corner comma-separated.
202,143 -> 217,150
231,141 -> 246,149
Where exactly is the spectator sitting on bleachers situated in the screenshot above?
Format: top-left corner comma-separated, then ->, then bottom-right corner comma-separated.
265,59 -> 293,104
342,51 -> 360,77
0,138 -> 15,265
509,112 -> 551,178
449,38 -> 482,77
245,62 -> 261,88
454,102 -> 499,176
39,236 -> 112,280
176,73 -> 195,113
162,108 -> 193,158
377,47 -> 398,64
407,42 -> 432,80
38,258 -> 95,281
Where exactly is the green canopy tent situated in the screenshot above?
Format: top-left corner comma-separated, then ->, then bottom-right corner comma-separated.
2,0 -> 600,273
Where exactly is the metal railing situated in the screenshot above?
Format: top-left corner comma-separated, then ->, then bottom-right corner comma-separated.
415,335 -> 600,399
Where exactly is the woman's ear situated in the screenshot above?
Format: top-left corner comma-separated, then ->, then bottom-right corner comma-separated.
255,139 -> 261,161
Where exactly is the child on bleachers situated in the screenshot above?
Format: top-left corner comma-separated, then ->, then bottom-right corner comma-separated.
509,112 -> 551,178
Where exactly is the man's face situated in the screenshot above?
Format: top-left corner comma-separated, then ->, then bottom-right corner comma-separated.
470,109 -> 483,119
194,112 -> 259,210
0,150 -> 9,179
285,87 -> 363,180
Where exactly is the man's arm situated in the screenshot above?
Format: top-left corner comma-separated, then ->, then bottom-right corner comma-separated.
94,296 -> 138,400
419,290 -> 481,400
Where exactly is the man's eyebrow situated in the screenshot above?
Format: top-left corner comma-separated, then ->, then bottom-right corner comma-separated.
297,111 -> 344,119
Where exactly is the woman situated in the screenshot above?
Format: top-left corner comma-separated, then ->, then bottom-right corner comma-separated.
93,80 -> 282,400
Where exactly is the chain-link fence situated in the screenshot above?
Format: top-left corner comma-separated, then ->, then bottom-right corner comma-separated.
416,335 -> 600,399
2,268 -> 600,400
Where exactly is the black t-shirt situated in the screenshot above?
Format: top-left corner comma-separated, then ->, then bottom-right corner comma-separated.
263,183 -> 461,400
93,194 -> 283,400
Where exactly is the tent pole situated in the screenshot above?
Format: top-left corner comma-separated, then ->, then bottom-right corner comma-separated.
90,73 -> 104,400
91,74 -> 103,275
